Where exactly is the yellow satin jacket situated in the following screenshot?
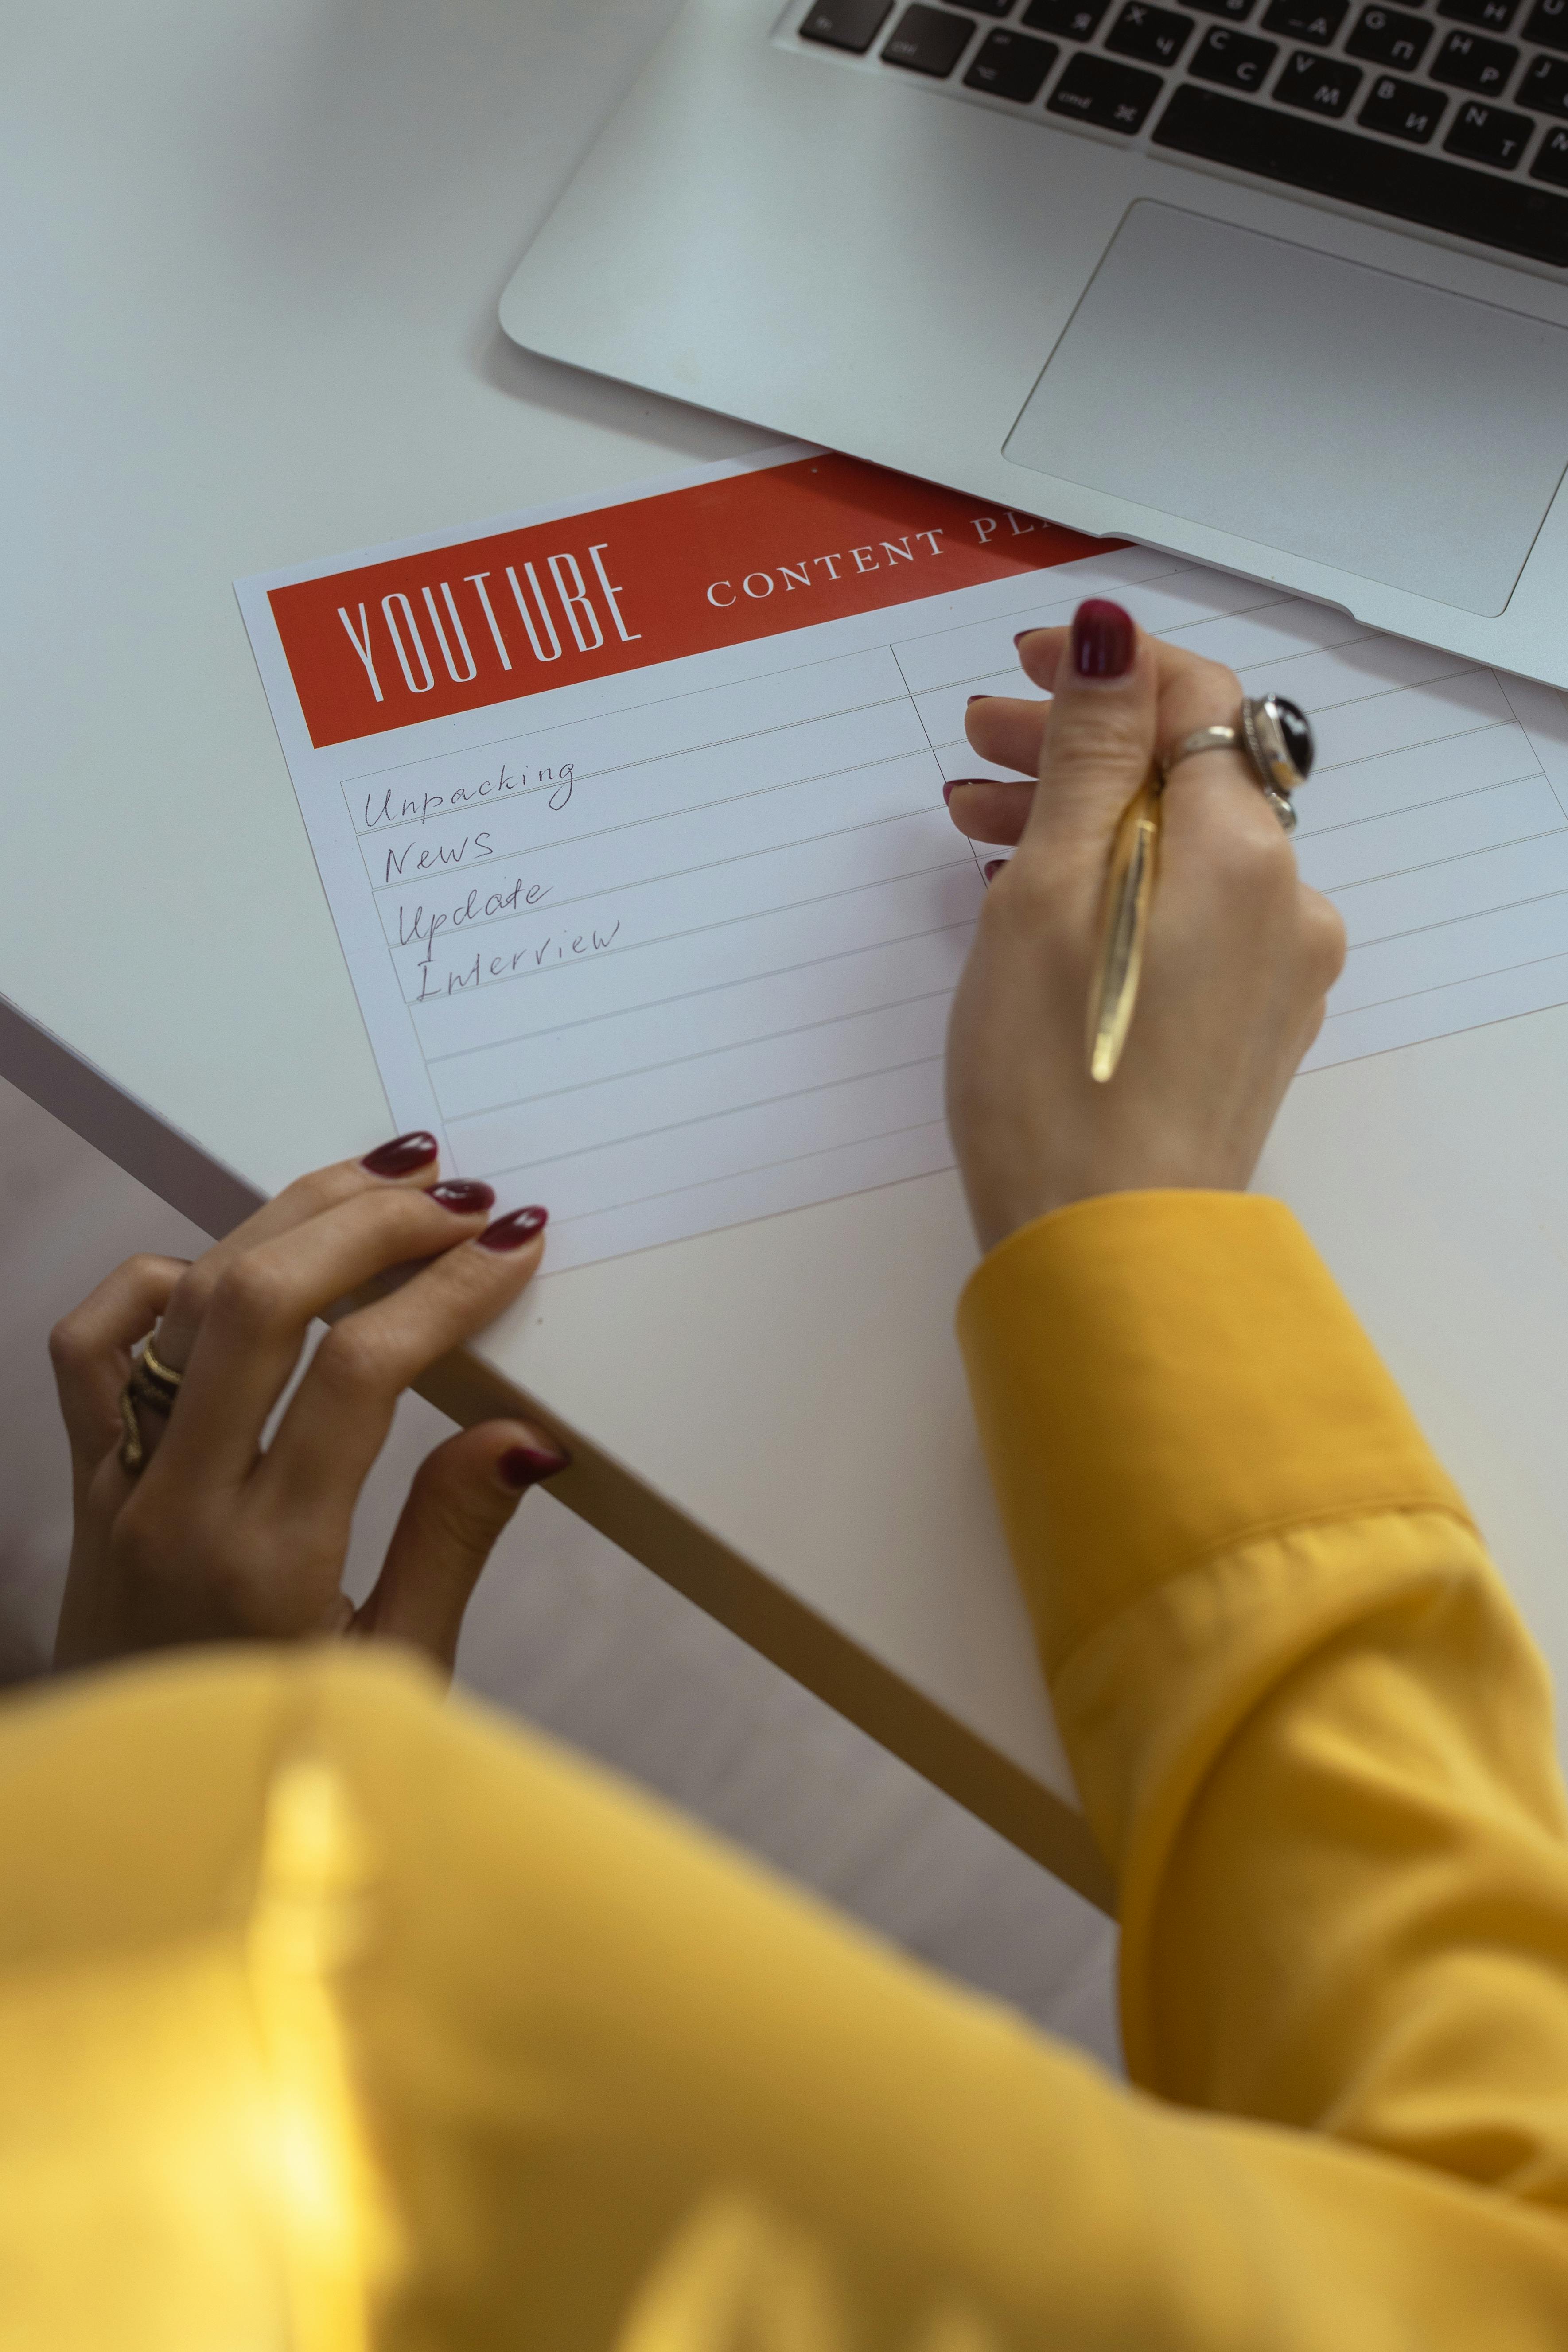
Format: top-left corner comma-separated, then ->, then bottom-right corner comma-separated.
4,1192 -> 1568,2350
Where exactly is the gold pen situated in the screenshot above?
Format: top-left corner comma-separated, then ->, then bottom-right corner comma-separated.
1086,769 -> 1163,1085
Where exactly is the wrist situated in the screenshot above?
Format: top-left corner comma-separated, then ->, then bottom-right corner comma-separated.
962,1149 -> 1256,1258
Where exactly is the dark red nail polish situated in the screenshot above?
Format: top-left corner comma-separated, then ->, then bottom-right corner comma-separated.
361,1131 -> 438,1178
500,1439 -> 572,1490
430,1178 -> 495,1215
477,1205 -> 549,1253
942,779 -> 956,806
1071,599 -> 1136,680
1014,628 -> 1040,649
967,693 -> 991,705
984,859 -> 1006,882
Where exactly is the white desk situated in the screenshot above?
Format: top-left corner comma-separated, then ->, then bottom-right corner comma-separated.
8,0 -> 1568,1910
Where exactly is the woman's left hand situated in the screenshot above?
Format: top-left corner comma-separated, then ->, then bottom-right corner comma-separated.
49,1139 -> 568,1674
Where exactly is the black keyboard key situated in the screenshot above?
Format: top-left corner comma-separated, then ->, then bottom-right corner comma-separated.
1023,0 -> 1112,35
1186,0 -> 1260,19
882,2 -> 977,69
965,24 -> 1059,92
801,0 -> 895,51
964,0 -> 1015,11
1190,22 -> 1280,78
1346,5 -> 1432,65
1443,93 -> 1534,153
1520,52 -> 1568,112
1533,119 -> 1568,173
1430,26 -> 1518,86
1047,49 -> 1166,120
1524,0 -> 1568,47
1153,82 -> 1568,258
1359,69 -> 1446,131
1260,0 -> 1350,40
1276,46 -> 1364,105
1438,0 -> 1518,25
1107,0 -> 1197,57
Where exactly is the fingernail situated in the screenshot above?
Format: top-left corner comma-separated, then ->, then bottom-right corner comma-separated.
942,779 -> 956,806
1013,629 -> 1035,649
361,1131 -> 438,1178
499,1439 -> 572,1490
1071,599 -> 1136,680
967,693 -> 991,705
430,1178 -> 495,1215
984,859 -> 1006,882
477,1205 -> 549,1253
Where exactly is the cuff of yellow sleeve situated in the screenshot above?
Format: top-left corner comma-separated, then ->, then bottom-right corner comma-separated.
956,1190 -> 1471,1679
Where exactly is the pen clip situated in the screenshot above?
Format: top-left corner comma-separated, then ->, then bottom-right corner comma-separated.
1086,773 -> 1163,1085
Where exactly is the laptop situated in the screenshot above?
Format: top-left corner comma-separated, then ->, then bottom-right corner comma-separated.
500,0 -> 1568,688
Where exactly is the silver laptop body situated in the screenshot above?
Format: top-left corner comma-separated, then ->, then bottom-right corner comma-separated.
502,0 -> 1568,687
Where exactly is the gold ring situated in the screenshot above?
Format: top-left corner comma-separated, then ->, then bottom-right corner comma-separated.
138,1334 -> 184,1401
116,1334 -> 185,1476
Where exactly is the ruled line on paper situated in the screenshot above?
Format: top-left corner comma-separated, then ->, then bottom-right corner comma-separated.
473,1045 -> 950,1194
408,864 -> 980,1064
470,1057 -> 950,1226
444,984 -> 957,1127
422,917 -> 974,1069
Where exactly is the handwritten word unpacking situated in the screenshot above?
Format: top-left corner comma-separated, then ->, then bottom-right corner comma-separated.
362,762 -> 576,867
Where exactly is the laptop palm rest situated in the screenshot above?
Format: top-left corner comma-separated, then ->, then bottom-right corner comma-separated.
1003,202 -> 1568,617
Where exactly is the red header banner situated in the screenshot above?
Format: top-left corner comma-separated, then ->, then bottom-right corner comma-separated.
268,452 -> 1111,750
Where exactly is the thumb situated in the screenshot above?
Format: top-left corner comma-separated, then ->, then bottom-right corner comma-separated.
354,1419 -> 571,1674
1016,600 -> 1157,856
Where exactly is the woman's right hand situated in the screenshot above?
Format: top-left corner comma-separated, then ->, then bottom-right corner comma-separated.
50,1137 -> 568,1674
944,601 -> 1346,1254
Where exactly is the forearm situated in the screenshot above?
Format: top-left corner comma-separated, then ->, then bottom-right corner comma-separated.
960,1191 -> 1568,2206
10,1645 -> 1568,2352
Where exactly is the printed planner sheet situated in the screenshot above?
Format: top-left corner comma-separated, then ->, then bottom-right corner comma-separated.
238,447 -> 1568,1275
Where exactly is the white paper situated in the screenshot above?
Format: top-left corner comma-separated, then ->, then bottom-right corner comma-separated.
239,448 -> 1568,1274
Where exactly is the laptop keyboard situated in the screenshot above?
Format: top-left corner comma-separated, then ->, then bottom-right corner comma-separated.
794,0 -> 1568,266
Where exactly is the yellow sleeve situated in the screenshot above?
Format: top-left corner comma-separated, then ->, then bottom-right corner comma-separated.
14,1192 -> 1568,2350
959,1189 -> 1568,2209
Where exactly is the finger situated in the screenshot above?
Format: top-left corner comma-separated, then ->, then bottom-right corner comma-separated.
969,633 -> 1235,830
352,1419 -> 571,1673
49,1255 -> 188,1494
1156,653 -> 1290,854
1300,884 -> 1348,993
965,693 -> 1051,779
1016,625 -> 1201,705
1016,601 -> 1157,857
945,778 -> 1035,846
150,1178 -> 501,1490
1014,625 -> 1072,695
1299,998 -> 1329,1059
153,1131 -> 444,1373
259,1206 -> 549,1515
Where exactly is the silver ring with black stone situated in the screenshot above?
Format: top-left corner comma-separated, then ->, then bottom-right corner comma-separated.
1161,696 -> 1315,834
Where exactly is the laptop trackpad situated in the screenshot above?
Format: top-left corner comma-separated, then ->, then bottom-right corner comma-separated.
1003,202 -> 1568,616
